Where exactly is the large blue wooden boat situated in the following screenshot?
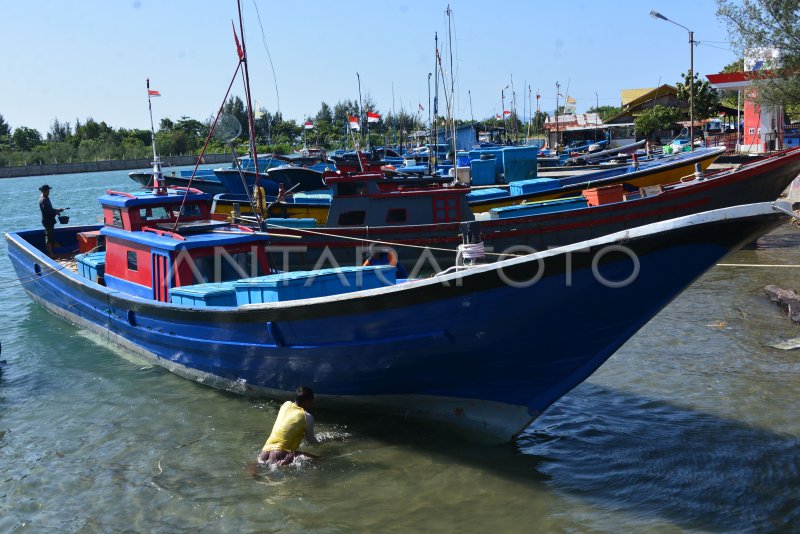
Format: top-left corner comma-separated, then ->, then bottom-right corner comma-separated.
5,182 -> 790,441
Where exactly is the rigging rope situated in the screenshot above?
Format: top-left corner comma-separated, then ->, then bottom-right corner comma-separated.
237,216 -> 523,259
251,0 -> 280,116
171,61 -> 243,232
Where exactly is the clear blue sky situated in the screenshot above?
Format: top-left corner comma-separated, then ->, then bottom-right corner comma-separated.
2,0 -> 736,136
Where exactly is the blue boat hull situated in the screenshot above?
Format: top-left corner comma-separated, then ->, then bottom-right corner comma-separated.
5,204 -> 786,441
129,170 -> 229,195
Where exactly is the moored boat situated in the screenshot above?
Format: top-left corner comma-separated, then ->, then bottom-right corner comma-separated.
5,183 -> 791,441
216,147 -> 800,271
129,168 -> 229,195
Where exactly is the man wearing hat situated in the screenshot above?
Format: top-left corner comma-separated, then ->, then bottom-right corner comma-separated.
39,184 -> 64,257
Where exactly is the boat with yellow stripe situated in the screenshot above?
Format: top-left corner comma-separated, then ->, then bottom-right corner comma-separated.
211,146 -> 725,221
465,146 -> 725,212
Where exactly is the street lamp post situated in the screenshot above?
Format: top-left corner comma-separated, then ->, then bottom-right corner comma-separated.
650,10 -> 694,150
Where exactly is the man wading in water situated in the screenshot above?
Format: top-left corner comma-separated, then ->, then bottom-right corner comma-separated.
257,385 -> 320,466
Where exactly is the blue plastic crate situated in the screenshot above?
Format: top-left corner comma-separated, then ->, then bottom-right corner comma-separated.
469,149 -> 504,175
289,193 -> 331,204
470,158 -> 496,186
502,146 -> 538,183
265,218 -> 318,228
234,265 -> 396,304
509,178 -> 559,196
169,282 -> 237,307
490,197 -> 588,219
76,251 -> 106,283
466,188 -> 509,202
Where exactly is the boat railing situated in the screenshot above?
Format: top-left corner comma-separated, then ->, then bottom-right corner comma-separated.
105,190 -> 137,198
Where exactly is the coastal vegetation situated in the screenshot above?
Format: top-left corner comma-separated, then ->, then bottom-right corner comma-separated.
717,0 -> 800,119
4,0 -> 800,172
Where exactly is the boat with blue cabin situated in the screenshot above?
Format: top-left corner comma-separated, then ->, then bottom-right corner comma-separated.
5,178 -> 791,441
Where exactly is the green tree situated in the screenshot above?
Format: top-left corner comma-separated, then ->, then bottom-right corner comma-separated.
587,105 -> 622,122
75,118 -> 114,143
675,71 -> 720,120
332,99 -> 361,128
0,113 -> 10,136
314,102 -> 334,126
717,0 -> 800,120
47,118 -> 72,142
174,116 -> 208,138
531,110 -> 549,132
718,60 -> 745,110
223,96 -> 248,133
12,126 -> 43,151
634,105 -> 682,139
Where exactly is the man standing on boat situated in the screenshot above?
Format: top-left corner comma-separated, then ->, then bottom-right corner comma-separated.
38,184 -> 64,257
257,385 -> 320,466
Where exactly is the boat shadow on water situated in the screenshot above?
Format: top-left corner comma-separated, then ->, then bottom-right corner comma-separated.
10,302 -> 800,531
272,383 -> 800,532
517,382 -> 800,532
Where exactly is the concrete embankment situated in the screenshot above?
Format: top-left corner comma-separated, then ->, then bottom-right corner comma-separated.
0,153 -> 232,179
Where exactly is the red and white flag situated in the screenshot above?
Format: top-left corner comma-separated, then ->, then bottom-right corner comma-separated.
495,114 -> 502,120
367,111 -> 381,123
503,110 -> 511,117
148,89 -> 161,97
348,116 -> 360,130
304,120 -> 314,129
232,21 -> 244,60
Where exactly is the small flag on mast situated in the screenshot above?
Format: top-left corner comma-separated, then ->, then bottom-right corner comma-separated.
367,111 -> 381,123
503,110 -> 511,117
304,120 -> 314,129
232,21 -> 244,60
146,78 -> 160,97
348,116 -> 360,130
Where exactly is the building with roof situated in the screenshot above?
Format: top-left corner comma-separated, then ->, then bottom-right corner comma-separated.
705,50 -> 796,154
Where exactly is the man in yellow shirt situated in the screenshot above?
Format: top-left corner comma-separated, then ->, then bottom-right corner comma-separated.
257,385 -> 319,466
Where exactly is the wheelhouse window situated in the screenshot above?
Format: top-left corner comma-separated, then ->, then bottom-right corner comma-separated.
185,249 -> 262,283
386,208 -> 407,224
433,197 -> 460,223
139,206 -> 171,221
218,251 -> 259,281
338,210 -> 366,226
180,204 -> 201,218
126,250 -> 138,271
336,182 -> 367,196
110,208 -> 123,227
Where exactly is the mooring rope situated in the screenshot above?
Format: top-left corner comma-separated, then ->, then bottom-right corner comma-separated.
717,263 -> 800,268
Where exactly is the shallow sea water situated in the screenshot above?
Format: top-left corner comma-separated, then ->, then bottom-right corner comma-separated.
1,169 -> 799,532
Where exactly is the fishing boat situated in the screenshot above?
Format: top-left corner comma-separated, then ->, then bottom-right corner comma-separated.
211,144 -> 726,223
466,145 -> 726,211
5,180 -> 791,441
562,139 -> 646,166
129,167 -> 229,195
220,147 -> 800,271
20,0 -> 784,442
214,153 -> 329,196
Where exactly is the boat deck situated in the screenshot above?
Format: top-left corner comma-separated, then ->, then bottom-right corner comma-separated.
55,255 -> 79,274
